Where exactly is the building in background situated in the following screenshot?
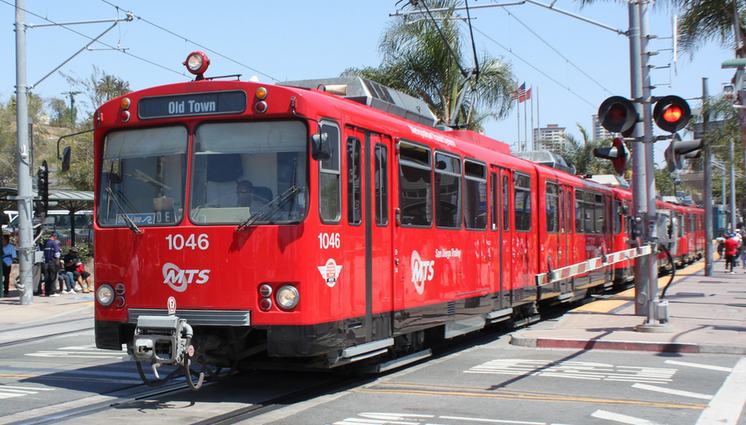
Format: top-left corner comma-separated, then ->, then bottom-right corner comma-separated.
592,114 -> 613,141
533,124 -> 568,153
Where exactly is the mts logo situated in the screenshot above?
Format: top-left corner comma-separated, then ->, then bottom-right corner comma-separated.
410,250 -> 435,295
162,262 -> 210,293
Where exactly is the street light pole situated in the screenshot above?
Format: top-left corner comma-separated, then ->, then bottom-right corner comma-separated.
14,0 -> 35,305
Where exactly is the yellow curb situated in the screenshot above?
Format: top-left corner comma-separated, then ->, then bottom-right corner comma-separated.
575,260 -> 705,313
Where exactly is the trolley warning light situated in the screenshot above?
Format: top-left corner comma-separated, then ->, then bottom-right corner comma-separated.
184,51 -> 210,80
593,137 -> 629,175
653,95 -> 690,133
598,96 -> 637,134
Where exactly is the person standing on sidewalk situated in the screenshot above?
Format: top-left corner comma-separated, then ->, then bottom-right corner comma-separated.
2,235 -> 16,297
43,232 -> 62,297
724,233 -> 739,274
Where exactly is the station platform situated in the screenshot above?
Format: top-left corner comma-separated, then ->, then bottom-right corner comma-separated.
511,260 -> 746,355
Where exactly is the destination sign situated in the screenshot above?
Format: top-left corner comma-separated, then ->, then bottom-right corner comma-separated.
138,91 -> 246,119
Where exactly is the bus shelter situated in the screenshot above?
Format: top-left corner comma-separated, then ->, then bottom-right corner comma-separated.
0,187 -> 94,246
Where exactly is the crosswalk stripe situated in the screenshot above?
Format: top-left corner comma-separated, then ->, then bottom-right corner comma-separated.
591,409 -> 658,425
0,392 -> 26,399
632,383 -> 713,400
0,385 -> 53,391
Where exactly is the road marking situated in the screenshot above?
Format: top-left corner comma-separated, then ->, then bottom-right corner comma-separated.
695,357 -> 746,425
358,382 -> 705,410
664,360 -> 733,372
632,383 -> 712,400
0,384 -> 54,400
25,344 -> 126,360
466,359 -> 676,384
334,412 -> 562,425
591,409 -> 659,425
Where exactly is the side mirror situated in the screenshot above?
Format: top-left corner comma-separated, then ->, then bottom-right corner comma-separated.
311,133 -> 331,161
61,146 -> 72,172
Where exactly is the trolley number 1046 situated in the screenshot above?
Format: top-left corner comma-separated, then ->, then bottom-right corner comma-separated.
318,232 -> 340,249
166,233 -> 209,251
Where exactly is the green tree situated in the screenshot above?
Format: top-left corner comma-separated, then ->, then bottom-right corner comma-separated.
345,0 -> 514,130
64,66 -> 130,120
559,123 -> 614,175
48,97 -> 76,128
655,166 -> 676,196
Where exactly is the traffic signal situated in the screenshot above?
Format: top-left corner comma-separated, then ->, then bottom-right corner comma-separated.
653,95 -> 691,133
664,132 -> 702,172
598,96 -> 637,134
593,137 -> 629,175
37,160 -> 49,216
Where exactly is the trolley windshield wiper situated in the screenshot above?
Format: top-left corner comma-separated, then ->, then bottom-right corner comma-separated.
105,186 -> 142,234
236,185 -> 301,231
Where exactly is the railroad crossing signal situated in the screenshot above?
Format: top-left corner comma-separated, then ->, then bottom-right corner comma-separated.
593,137 -> 629,175
37,160 -> 49,216
598,96 -> 637,134
664,132 -> 702,172
653,95 -> 691,133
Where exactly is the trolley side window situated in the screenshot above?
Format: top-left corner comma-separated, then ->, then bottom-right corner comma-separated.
464,160 -> 487,230
575,190 -> 584,233
503,175 -> 510,231
434,152 -> 461,229
318,121 -> 341,223
594,194 -> 604,234
545,182 -> 559,233
514,173 -> 531,232
346,137 -> 362,225
374,144 -> 388,226
490,172 -> 497,231
613,200 -> 623,234
398,141 -> 432,227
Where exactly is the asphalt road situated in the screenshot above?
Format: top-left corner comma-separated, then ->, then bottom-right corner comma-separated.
0,328 -> 743,425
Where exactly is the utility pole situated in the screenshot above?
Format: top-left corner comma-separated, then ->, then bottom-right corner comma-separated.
13,4 -> 131,304
14,0 -> 34,305
703,78 -> 713,276
628,0 -> 648,315
730,137 -> 737,230
636,0 -> 670,331
62,90 -> 81,127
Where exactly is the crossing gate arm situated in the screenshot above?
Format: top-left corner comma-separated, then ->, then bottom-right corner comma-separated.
535,245 -> 653,286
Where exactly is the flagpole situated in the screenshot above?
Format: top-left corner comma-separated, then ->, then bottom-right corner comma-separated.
530,88 -> 535,150
523,96 -> 528,151
516,98 -> 521,151
536,86 -> 540,148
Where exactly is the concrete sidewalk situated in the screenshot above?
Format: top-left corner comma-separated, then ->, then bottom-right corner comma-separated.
511,260 -> 746,355
0,291 -> 93,332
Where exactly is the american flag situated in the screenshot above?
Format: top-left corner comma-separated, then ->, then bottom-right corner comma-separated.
513,83 -> 532,103
513,82 -> 526,102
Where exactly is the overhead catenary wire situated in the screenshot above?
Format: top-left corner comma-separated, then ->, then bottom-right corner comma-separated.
472,25 -> 596,108
1,0 -> 186,78
501,8 -> 614,96
99,0 -> 279,82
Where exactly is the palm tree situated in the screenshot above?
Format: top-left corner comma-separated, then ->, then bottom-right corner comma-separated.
675,0 -> 745,56
345,0 -> 514,130
559,124 -> 614,176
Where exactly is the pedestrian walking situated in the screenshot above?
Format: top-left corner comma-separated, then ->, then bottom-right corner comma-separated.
724,233 -> 739,274
2,235 -> 16,297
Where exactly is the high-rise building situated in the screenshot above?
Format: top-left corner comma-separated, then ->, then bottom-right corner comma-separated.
533,124 -> 568,153
592,114 -> 613,141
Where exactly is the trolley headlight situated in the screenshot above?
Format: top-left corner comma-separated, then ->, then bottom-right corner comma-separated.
96,284 -> 115,307
275,285 -> 299,310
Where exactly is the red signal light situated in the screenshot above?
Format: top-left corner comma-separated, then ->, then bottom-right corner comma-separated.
662,105 -> 683,123
653,95 -> 690,133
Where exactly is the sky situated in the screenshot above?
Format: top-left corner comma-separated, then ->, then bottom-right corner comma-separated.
0,0 -> 736,166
